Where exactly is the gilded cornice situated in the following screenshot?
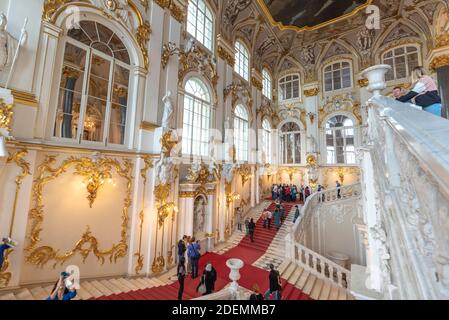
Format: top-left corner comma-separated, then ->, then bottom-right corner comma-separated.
217,46 -> 235,67
430,54 -> 449,71
304,88 -> 319,97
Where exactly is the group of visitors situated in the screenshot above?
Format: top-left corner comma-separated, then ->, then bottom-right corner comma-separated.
393,66 -> 443,117
177,235 -> 217,300
271,184 -> 312,203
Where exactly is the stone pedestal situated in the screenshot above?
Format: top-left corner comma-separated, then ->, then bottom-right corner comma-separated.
226,258 -> 244,292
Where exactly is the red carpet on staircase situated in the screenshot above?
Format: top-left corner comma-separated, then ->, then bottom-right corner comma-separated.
94,201 -> 312,301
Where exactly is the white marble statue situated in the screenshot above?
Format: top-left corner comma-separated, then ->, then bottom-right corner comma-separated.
161,91 -> 174,128
194,198 -> 206,235
155,157 -> 175,186
307,135 -> 317,154
0,13 -> 26,72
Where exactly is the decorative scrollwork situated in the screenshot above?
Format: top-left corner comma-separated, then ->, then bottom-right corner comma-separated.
26,155 -> 133,268
0,248 -> 13,288
0,98 -> 14,132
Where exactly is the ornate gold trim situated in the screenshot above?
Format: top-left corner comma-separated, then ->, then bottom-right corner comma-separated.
256,0 -> 373,33
10,89 -> 38,107
0,98 -> 14,132
140,121 -> 160,132
217,46 -> 235,66
251,76 -> 263,91
154,0 -> 185,23
6,149 -> 31,237
430,54 -> 449,71
0,249 -> 13,288
304,88 -> 319,97
134,156 -> 153,275
26,155 -> 133,268
358,78 -> 369,88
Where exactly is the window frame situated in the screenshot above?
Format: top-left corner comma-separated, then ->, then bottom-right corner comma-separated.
262,69 -> 272,100
323,60 -> 353,93
186,0 -> 215,52
279,121 -> 302,165
382,45 -> 421,82
234,41 -> 250,81
234,104 -> 249,162
325,115 -> 356,165
181,77 -> 213,158
279,74 -> 301,102
262,118 -> 272,164
52,28 -> 132,148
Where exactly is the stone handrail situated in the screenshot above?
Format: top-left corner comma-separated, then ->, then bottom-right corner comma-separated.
358,93 -> 449,299
284,183 -> 361,290
294,183 -> 362,243
292,241 -> 351,289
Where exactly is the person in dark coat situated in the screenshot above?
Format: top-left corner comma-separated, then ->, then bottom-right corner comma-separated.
265,264 -> 282,300
293,205 -> 300,223
177,236 -> 187,264
249,284 -> 264,300
177,257 -> 186,300
248,218 -> 256,242
197,263 -> 217,295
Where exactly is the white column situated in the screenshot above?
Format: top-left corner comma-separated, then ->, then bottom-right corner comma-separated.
218,178 -> 227,242
33,22 -> 62,139
206,193 -> 215,251
250,165 -> 256,207
165,16 -> 181,127
132,67 -> 147,150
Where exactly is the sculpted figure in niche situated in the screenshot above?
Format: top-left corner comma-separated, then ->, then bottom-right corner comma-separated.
161,90 -> 174,128
0,13 -> 27,72
301,45 -> 315,65
357,27 -> 375,53
194,197 -> 206,236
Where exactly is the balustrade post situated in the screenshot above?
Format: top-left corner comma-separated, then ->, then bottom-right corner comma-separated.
320,261 -> 326,277
337,271 -> 343,287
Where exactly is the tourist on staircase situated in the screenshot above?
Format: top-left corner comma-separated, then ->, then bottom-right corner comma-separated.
187,237 -> 201,279
262,209 -> 268,228
299,185 -> 304,202
293,205 -> 300,223
265,264 -> 282,300
196,263 -> 217,296
291,185 -> 298,202
267,209 -> 273,229
244,218 -> 250,236
177,235 -> 187,264
185,236 -> 192,276
336,181 -> 342,199
177,257 -> 186,300
46,272 -> 77,301
272,184 -> 278,200
304,186 -> 311,201
274,208 -> 281,230
397,66 -> 442,117
236,207 -> 243,231
248,218 -> 256,242
249,284 -> 264,300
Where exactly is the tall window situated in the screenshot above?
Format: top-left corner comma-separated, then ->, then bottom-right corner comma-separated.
324,61 -> 352,92
187,0 -> 214,51
54,21 -> 131,146
234,41 -> 250,81
234,105 -> 249,162
383,46 -> 419,81
262,119 -> 272,163
326,115 -> 356,164
262,69 -> 272,99
280,122 -> 301,164
182,78 -> 211,157
279,75 -> 300,101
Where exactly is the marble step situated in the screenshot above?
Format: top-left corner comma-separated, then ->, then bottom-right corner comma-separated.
116,278 -> 139,291
100,279 -> 122,295
109,278 -> 132,293
288,267 -> 304,285
30,286 -> 49,300
0,293 -> 16,300
310,279 -> 324,300
328,286 -> 340,300
81,281 -> 103,298
302,274 -> 317,295
15,288 -> 34,300
90,280 -> 114,297
296,269 -> 311,289
282,263 -> 297,280
278,260 -> 291,275
319,281 -> 332,300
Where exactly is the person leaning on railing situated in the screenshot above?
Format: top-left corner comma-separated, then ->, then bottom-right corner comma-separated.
396,66 -> 442,117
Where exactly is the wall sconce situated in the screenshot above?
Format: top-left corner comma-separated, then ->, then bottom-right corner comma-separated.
82,171 -> 109,208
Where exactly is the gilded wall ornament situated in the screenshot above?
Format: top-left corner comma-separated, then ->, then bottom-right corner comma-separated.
430,54 -> 449,71
217,45 -> 235,66
186,162 -> 211,185
251,76 -> 263,91
0,248 -> 13,288
0,98 -> 14,132
136,20 -> 151,70
26,155 -> 133,268
304,88 -> 319,97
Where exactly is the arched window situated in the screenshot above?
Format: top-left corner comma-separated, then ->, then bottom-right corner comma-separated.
382,46 -> 419,81
234,41 -> 250,81
262,119 -> 272,163
187,0 -> 214,51
280,122 -> 302,164
54,20 -> 131,146
324,61 -> 352,92
234,105 -> 249,162
279,74 -> 300,101
262,69 -> 272,99
326,115 -> 355,164
182,78 -> 211,157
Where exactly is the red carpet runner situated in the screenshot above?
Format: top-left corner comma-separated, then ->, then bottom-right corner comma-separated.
95,201 -> 311,300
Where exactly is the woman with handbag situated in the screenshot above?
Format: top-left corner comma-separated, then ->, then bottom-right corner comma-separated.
196,263 -> 217,296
